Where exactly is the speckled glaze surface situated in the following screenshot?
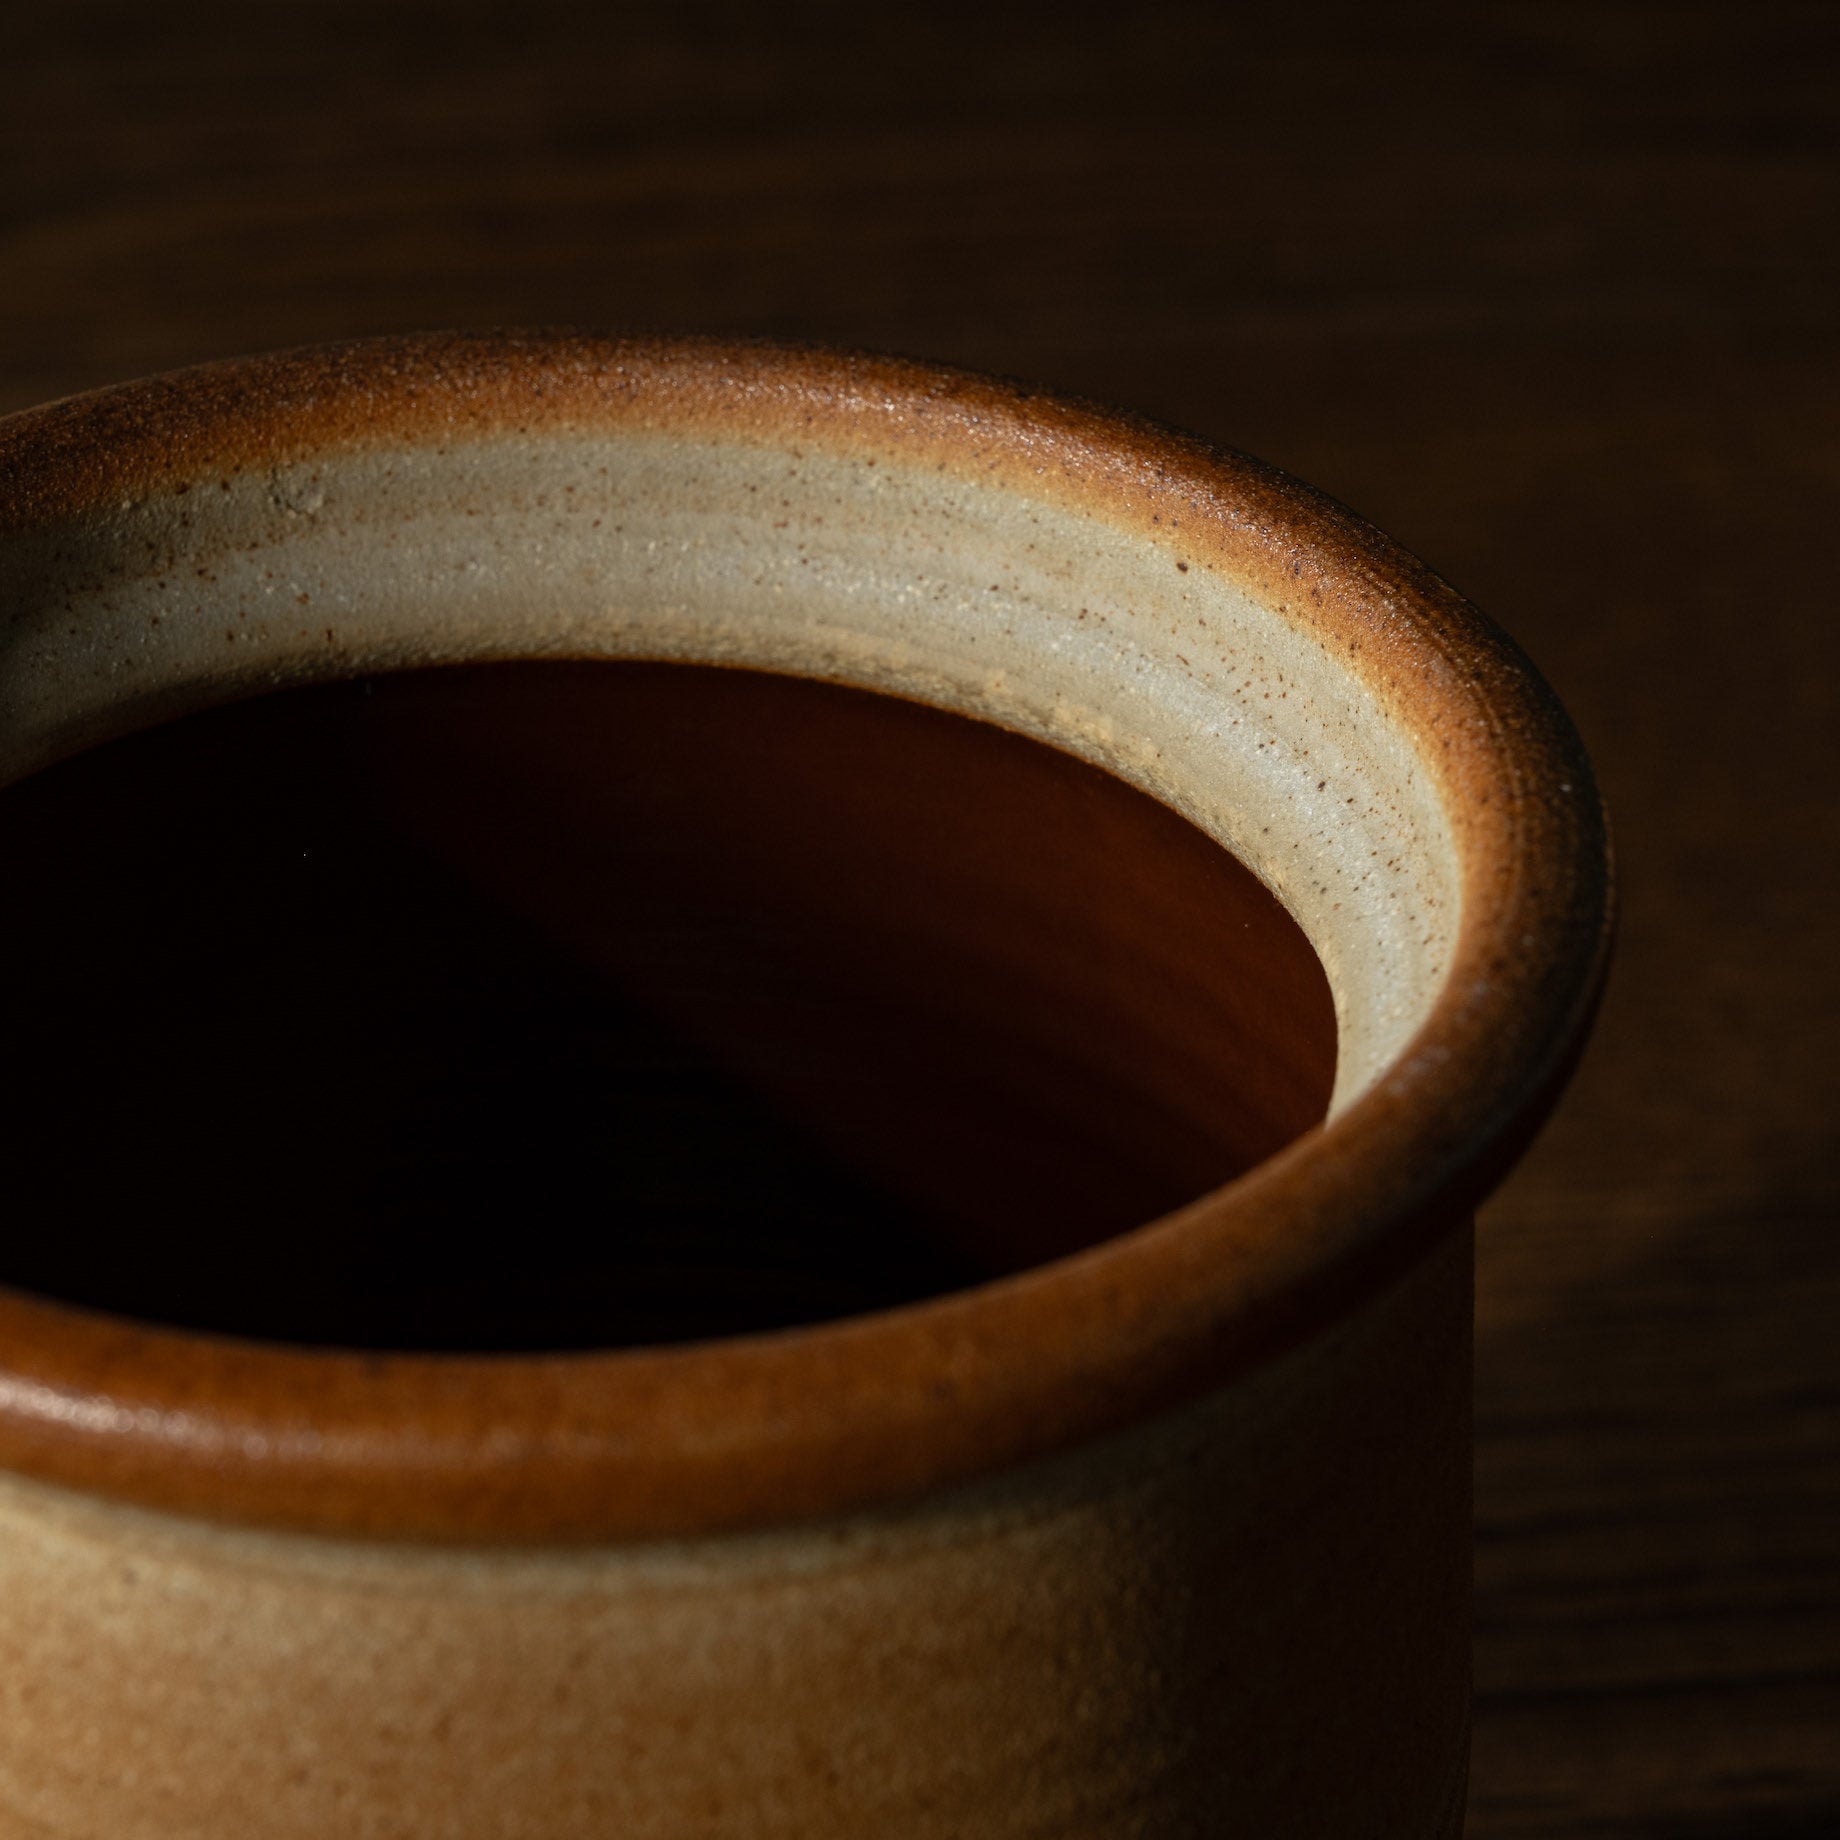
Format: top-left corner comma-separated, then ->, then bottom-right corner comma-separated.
0,333 -> 1608,1836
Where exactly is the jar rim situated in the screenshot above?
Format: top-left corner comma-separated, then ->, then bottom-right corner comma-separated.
0,331 -> 1612,1543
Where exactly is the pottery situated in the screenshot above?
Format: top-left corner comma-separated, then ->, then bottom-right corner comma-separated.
0,333 -> 1610,1838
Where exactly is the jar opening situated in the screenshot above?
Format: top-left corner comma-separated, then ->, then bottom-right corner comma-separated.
0,659 -> 1335,1352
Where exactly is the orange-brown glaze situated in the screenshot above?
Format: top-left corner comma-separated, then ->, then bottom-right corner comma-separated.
0,335 -> 1610,1542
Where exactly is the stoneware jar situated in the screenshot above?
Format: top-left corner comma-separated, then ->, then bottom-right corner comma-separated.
0,333 -> 1610,1839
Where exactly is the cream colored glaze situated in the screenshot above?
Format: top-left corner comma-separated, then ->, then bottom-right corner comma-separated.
0,435 -> 1455,1112
0,1232 -> 1470,1840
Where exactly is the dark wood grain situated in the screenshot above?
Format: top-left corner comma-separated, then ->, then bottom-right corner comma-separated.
4,4 -> 1836,1830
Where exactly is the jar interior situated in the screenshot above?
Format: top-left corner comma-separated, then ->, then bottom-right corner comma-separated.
0,660 -> 1335,1351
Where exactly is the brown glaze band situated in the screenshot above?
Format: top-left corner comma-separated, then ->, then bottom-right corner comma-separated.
0,332 -> 1611,1542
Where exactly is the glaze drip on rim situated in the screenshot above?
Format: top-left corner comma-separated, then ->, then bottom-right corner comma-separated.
0,332 -> 1611,1541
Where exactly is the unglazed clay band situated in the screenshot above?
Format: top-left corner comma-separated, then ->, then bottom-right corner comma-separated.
0,333 -> 1611,1541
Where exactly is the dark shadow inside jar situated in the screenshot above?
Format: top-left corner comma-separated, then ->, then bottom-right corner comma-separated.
0,660 -> 1335,1351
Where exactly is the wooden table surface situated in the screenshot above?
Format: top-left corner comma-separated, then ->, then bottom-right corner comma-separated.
4,5 -> 1836,1832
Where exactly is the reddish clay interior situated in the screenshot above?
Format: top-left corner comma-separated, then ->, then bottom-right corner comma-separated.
0,661 -> 1335,1351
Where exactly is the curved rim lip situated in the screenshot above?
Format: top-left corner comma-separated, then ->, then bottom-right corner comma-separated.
0,331 -> 1613,1543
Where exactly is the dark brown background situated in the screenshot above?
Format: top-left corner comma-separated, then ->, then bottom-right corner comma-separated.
3,3 -> 1835,1832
